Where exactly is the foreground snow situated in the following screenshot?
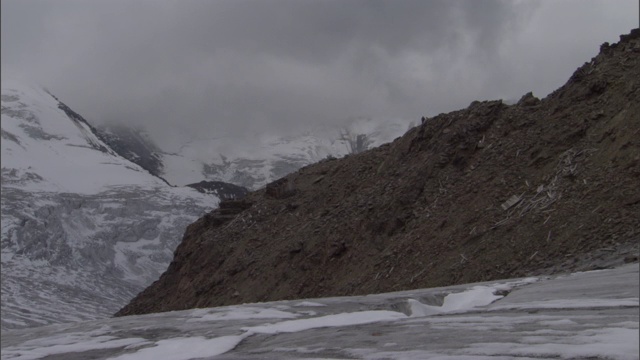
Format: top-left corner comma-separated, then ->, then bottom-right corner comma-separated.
2,264 -> 637,360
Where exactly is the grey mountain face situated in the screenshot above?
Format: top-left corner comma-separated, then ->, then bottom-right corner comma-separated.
95,124 -> 166,179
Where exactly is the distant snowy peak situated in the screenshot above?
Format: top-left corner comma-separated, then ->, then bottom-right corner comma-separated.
1,83 -> 168,194
159,118 -> 414,189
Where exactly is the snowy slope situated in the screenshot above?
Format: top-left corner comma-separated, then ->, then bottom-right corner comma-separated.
159,118 -> 414,189
1,82 -> 217,330
1,264 -> 637,359
0,82 -> 170,194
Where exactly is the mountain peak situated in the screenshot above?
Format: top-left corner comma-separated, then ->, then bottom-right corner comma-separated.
1,82 -> 167,194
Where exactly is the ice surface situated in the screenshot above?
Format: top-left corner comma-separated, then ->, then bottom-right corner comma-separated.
490,297 -> 639,310
294,301 -> 327,307
408,285 -> 504,316
1,264 -> 637,360
245,310 -> 408,334
187,307 -> 299,322
463,327 -> 639,360
106,336 -> 246,360
1,335 -> 146,360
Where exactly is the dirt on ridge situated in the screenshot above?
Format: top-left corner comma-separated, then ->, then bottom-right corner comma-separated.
116,29 -> 640,317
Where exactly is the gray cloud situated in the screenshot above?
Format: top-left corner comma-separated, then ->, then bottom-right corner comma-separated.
2,0 -> 637,143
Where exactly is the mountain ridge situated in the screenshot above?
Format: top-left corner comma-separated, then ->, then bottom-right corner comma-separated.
116,28 -> 640,317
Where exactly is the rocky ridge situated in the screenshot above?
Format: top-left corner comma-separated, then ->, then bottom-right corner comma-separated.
116,29 -> 640,317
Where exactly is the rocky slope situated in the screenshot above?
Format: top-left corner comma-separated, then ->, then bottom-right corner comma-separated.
116,29 -> 640,317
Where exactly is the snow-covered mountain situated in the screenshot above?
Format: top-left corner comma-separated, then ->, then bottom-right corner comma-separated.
159,118 -> 414,189
0,82 -> 218,330
96,118 -> 415,190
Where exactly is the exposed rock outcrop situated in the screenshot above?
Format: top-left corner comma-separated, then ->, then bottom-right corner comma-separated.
185,180 -> 249,200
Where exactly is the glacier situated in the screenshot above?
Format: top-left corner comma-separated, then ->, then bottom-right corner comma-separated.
1,82 -> 217,330
1,264 -> 637,359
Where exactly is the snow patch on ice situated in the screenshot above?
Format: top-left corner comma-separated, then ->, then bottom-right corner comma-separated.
352,348 -> 543,360
489,297 -> 639,311
106,336 -> 246,360
244,310 -> 407,334
187,306 -> 299,322
294,301 -> 327,307
408,286 -> 504,317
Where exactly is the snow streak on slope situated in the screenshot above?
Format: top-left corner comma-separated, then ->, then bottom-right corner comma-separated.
1,82 -> 216,330
159,118 -> 414,189
1,264 -> 637,360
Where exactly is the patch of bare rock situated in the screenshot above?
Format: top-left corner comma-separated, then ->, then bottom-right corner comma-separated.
116,29 -> 640,317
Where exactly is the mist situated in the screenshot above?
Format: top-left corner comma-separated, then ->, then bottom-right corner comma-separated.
1,0 -> 637,145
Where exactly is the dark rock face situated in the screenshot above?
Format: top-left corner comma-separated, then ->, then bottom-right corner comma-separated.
265,177 -> 297,199
95,124 -> 166,179
54,100 -> 111,154
517,92 -> 540,107
185,180 -> 249,200
116,29 -> 640,317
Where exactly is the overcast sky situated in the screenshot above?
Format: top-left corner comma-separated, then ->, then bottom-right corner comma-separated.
2,0 -> 638,143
